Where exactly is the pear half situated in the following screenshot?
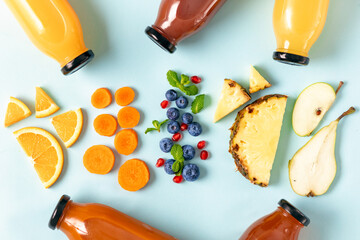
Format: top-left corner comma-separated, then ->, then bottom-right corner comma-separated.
289,107 -> 355,197
292,82 -> 343,136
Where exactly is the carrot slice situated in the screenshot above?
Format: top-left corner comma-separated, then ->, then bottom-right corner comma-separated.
115,87 -> 135,106
118,159 -> 150,191
83,145 -> 115,174
114,129 -> 138,155
117,106 -> 140,128
91,88 -> 112,109
94,114 -> 118,137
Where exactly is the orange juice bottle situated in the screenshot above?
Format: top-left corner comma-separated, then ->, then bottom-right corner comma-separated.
272,0 -> 330,66
5,0 -> 94,75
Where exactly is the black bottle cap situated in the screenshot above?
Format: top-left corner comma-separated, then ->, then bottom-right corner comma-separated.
278,199 -> 310,226
48,195 -> 71,230
145,26 -> 176,54
273,51 -> 309,66
61,50 -> 94,75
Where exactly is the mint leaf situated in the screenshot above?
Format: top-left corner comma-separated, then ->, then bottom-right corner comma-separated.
180,74 -> 190,85
175,161 -> 184,176
167,70 -> 198,96
181,85 -> 198,96
145,128 -> 158,134
159,119 -> 169,127
191,94 -> 205,114
171,144 -> 184,162
172,160 -> 181,173
145,119 -> 169,134
167,70 -> 180,88
152,120 -> 160,129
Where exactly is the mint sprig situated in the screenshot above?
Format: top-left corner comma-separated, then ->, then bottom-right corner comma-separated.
191,94 -> 205,114
167,70 -> 198,96
145,119 -> 169,134
170,144 -> 185,174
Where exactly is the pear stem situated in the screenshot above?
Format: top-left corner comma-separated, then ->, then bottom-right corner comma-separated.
337,107 -> 356,121
335,81 -> 344,95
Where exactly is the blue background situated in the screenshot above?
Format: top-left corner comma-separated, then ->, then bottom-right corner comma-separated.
0,0 -> 359,239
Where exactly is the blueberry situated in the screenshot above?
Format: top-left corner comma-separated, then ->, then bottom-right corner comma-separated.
176,96 -> 188,109
167,120 -> 180,134
160,138 -> 173,153
182,145 -> 195,160
166,107 -> 180,120
188,122 -> 202,136
182,164 -> 200,181
165,89 -> 178,101
164,159 -> 176,175
181,113 -> 193,124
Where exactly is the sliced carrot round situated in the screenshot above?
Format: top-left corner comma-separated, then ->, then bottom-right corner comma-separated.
91,88 -> 112,109
115,87 -> 135,106
114,129 -> 138,155
118,159 -> 150,191
94,114 -> 118,137
83,145 -> 115,174
117,106 -> 140,128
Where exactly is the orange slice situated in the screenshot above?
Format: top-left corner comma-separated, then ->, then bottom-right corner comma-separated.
4,97 -> 32,127
35,87 -> 60,118
50,108 -> 83,148
14,127 -> 64,188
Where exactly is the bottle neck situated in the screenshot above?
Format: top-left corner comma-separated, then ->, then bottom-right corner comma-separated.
276,207 -> 304,238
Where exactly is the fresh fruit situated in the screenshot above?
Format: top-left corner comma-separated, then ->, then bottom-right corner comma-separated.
200,150 -> 209,160
4,97 -> 31,127
50,108 -> 83,148
292,82 -> 343,137
182,145 -> 195,160
160,138 -> 174,153
181,113 -> 193,124
165,89 -> 178,101
91,88 -> 112,109
160,100 -> 169,109
180,123 -> 188,131
176,96 -> 188,109
289,107 -> 355,197
117,106 -> 140,128
167,120 -> 180,134
35,87 -> 60,118
188,122 -> 202,136
156,158 -> 165,167
197,140 -> 206,149
115,87 -> 135,106
213,79 -> 251,122
83,145 -> 115,174
172,132 -> 182,142
93,114 -> 117,137
182,164 -> 200,181
14,127 -> 63,188
173,175 -> 183,183
249,65 -> 272,94
118,159 -> 150,192
164,159 -> 176,174
167,107 -> 180,120
191,76 -> 202,84
114,129 -> 138,155
229,94 -> 288,187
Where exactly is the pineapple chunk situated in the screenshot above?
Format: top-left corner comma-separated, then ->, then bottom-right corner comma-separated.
249,66 -> 272,94
213,79 -> 251,122
229,95 -> 287,186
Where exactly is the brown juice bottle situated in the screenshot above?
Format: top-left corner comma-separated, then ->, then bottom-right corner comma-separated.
49,195 -> 177,240
145,0 -> 227,53
239,199 -> 310,240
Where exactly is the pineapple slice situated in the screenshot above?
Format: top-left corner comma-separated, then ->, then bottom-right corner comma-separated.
229,95 -> 287,186
249,66 -> 272,94
213,79 -> 251,122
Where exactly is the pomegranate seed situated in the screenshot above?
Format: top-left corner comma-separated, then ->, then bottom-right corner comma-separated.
197,140 -> 206,149
191,76 -> 202,84
180,123 -> 188,131
160,100 -> 169,109
200,150 -> 209,160
173,175 -> 183,183
156,158 -> 165,167
172,133 -> 182,142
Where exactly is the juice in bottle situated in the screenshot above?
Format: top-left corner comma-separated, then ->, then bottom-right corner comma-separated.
5,0 -> 94,75
273,0 -> 330,65
239,199 -> 310,240
49,195 -> 178,240
145,0 -> 227,53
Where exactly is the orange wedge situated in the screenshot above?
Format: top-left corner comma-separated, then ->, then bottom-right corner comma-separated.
14,127 -> 63,188
4,97 -> 32,127
50,108 -> 83,148
35,87 -> 60,118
